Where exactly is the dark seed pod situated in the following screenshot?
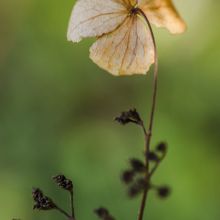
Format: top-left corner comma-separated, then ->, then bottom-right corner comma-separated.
130,158 -> 145,172
115,109 -> 142,125
147,152 -> 159,161
95,207 -> 109,218
156,142 -> 167,153
128,184 -> 142,198
53,174 -> 73,192
32,188 -> 56,211
94,207 -> 115,220
121,170 -> 135,184
157,186 -> 171,198
136,178 -> 149,190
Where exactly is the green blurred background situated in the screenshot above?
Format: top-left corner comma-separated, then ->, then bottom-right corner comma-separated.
0,0 -> 220,219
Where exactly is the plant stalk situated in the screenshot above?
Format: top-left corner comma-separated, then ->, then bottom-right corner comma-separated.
55,205 -> 72,219
137,8 -> 158,220
70,190 -> 75,220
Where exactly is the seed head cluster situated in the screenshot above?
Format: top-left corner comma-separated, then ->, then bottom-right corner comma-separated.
53,174 -> 73,192
32,188 -> 56,210
95,207 -> 115,220
115,109 -> 143,125
117,109 -> 170,199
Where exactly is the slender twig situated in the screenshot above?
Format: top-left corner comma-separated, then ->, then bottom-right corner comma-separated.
70,190 -> 75,220
55,205 -> 72,219
149,153 -> 167,178
136,8 -> 159,220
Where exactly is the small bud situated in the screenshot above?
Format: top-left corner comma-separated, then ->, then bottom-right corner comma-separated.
32,188 -> 56,211
147,152 -> 159,161
121,170 -> 135,184
130,159 -> 145,172
95,207 -> 109,218
157,186 -> 171,198
156,142 -> 167,153
94,207 -> 115,220
115,109 -> 142,125
136,178 -> 149,190
53,174 -> 73,192
128,178 -> 150,198
128,184 -> 142,198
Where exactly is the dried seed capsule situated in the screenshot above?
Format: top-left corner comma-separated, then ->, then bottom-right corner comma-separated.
115,109 -> 142,125
53,174 -> 73,191
130,158 -> 145,172
121,170 -> 135,184
147,152 -> 159,161
32,188 -> 56,210
94,207 -> 115,220
156,142 -> 167,153
157,186 -> 171,198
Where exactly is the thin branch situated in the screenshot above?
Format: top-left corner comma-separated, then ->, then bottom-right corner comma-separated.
55,205 -> 72,219
140,121 -> 147,137
136,8 -> 159,220
70,190 -> 75,220
149,152 -> 167,179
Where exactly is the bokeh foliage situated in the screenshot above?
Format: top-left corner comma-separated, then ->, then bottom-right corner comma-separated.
0,0 -> 220,220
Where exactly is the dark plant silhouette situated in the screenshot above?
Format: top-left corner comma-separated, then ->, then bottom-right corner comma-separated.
31,0 -> 185,219
32,175 -> 75,220
95,109 -> 170,218
32,109 -> 170,220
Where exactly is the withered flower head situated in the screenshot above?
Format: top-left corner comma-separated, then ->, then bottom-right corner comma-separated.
115,109 -> 142,125
32,188 -> 56,211
67,0 -> 186,76
53,174 -> 73,192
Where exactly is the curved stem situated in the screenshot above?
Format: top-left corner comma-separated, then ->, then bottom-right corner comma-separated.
136,8 -> 158,220
149,151 -> 167,179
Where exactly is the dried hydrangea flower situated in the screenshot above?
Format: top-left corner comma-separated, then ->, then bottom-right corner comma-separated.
67,0 -> 186,76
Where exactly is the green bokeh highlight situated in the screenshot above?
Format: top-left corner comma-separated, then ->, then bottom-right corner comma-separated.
0,1 -> 220,220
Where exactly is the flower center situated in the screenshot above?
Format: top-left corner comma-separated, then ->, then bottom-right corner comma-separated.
130,6 -> 139,15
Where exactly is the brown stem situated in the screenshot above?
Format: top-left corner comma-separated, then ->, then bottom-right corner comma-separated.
137,8 -> 158,220
55,205 -> 72,219
70,190 -> 75,220
149,152 -> 167,179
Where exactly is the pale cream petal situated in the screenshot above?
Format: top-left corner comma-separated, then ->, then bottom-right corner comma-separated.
139,0 -> 186,34
89,16 -> 155,76
67,0 -> 129,42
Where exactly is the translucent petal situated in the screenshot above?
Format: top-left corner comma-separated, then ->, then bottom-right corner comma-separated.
89,16 -> 155,76
67,0 -> 128,42
139,0 -> 186,34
